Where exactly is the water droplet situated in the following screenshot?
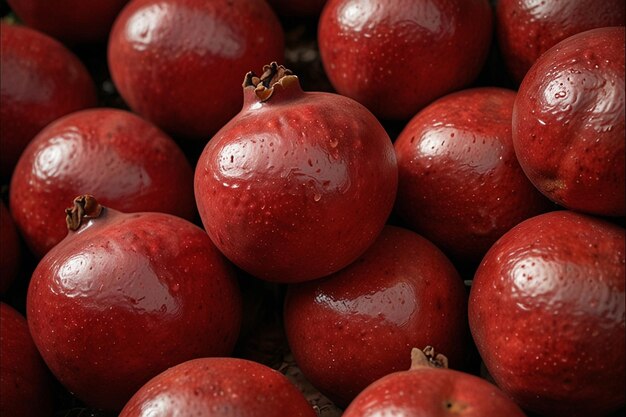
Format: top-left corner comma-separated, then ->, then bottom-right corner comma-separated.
313,193 -> 322,202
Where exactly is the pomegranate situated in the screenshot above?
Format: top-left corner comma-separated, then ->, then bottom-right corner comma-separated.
317,0 -> 493,120
394,87 -> 553,265
284,225 -> 468,407
343,347 -> 527,417
119,357 -> 317,417
108,0 -> 285,141
27,195 -> 242,410
469,210 -> 625,417
0,202 -> 21,294
195,63 -> 398,283
0,23 -> 97,179
10,108 -> 196,258
512,27 -> 625,216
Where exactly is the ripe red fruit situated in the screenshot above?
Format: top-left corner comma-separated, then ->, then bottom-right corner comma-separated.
10,108 -> 196,258
394,87 -> 553,265
0,302 -> 54,417
343,347 -> 527,417
6,0 -> 129,44
469,210 -> 625,417
195,63 -> 398,283
119,357 -> 317,417
497,0 -> 626,84
108,0 -> 285,140
27,195 -> 242,410
512,27 -> 625,216
284,225 -> 468,407
317,0 -> 493,120
0,202 -> 21,294
0,23 -> 97,179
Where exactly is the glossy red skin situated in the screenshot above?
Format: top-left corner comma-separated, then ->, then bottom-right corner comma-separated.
6,0 -> 129,44
343,366 -> 526,417
0,303 -> 54,417
10,108 -> 196,258
108,0 -> 285,141
120,357 -> 317,417
318,0 -> 493,120
27,207 -> 242,410
469,210 -> 625,417
0,23 -> 97,179
394,87 -> 553,265
512,27 -> 625,217
497,0 -> 626,84
284,226 -> 468,407
195,78 -> 398,283
0,202 -> 21,294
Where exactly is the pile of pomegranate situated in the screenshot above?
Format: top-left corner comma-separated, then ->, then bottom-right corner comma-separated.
1,1 -> 624,416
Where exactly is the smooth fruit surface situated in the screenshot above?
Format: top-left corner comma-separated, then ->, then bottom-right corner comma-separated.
318,0 -> 493,120
469,210 -> 625,417
0,23 -> 97,179
512,27 -> 625,216
284,226 -> 468,407
120,357 -> 317,417
10,108 -> 196,258
108,0 -> 285,140
0,202 -> 21,294
395,87 -> 552,265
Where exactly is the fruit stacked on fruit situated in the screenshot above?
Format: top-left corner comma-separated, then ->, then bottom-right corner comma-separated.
0,0 -> 624,416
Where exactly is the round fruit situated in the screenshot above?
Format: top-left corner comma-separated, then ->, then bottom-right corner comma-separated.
497,0 -> 626,83
0,302 -> 54,417
318,0 -> 493,120
0,202 -> 21,294
10,108 -> 196,258
394,87 -> 553,265
195,63 -> 398,283
108,0 -> 285,140
119,357 -> 317,417
512,27 -> 625,216
284,225 -> 468,407
27,195 -> 242,410
0,23 -> 97,179
6,0 -> 129,44
343,347 -> 527,417
469,210 -> 625,417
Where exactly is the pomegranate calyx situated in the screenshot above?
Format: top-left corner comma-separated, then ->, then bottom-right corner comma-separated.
65,194 -> 103,231
410,346 -> 449,370
243,62 -> 296,102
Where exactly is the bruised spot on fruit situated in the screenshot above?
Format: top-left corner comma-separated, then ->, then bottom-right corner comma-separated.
445,400 -> 469,413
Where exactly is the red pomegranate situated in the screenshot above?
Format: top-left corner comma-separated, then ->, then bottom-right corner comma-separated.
469,210 -> 625,417
119,357 -> 317,417
10,108 -> 196,258
108,0 -> 285,141
284,225 -> 468,407
394,87 -> 553,265
195,63 -> 398,283
512,27 -> 625,216
0,23 -> 97,179
317,0 -> 493,120
497,0 -> 626,83
0,202 -> 21,294
27,195 -> 242,410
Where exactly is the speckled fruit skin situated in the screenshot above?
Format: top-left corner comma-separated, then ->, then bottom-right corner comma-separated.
0,202 -> 21,294
107,0 -> 285,141
394,87 -> 553,265
284,226 -> 468,407
0,303 -> 54,417
497,0 -> 626,84
343,364 -> 526,417
10,108 -> 196,258
195,70 -> 397,283
317,0 -> 493,120
6,0 -> 129,44
119,357 -> 317,417
0,23 -> 97,179
27,202 -> 242,410
512,27 -> 625,217
469,210 -> 625,417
